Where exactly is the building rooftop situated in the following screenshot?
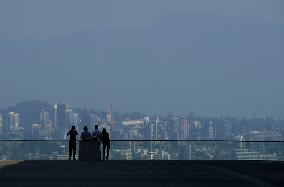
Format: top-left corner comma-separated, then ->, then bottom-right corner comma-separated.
0,160 -> 283,187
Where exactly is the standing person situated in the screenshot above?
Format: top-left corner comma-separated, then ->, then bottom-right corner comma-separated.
102,128 -> 110,160
92,125 -> 102,160
92,125 -> 102,143
81,126 -> 91,140
67,126 -> 78,160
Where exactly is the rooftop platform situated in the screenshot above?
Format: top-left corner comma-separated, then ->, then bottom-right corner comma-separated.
0,160 -> 283,187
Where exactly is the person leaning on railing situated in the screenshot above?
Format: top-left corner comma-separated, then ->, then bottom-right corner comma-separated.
92,125 -> 102,159
102,128 -> 110,160
92,125 -> 102,144
81,126 -> 91,140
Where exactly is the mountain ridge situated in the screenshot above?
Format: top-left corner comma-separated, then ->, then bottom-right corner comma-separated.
0,12 -> 283,117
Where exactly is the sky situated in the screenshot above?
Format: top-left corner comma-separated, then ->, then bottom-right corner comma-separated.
0,0 -> 283,39
0,0 -> 283,118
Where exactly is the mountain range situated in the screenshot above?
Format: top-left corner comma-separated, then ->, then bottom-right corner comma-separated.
0,12 -> 283,117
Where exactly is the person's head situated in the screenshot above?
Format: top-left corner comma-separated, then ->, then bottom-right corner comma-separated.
102,128 -> 106,133
71,126 -> 75,130
83,126 -> 88,131
95,125 -> 99,130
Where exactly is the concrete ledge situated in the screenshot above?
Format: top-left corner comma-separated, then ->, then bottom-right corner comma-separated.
0,160 -> 283,187
78,141 -> 101,161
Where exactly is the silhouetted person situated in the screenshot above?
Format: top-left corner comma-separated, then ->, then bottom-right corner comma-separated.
92,125 -> 102,159
92,125 -> 102,143
81,126 -> 91,140
67,126 -> 78,160
102,128 -> 110,160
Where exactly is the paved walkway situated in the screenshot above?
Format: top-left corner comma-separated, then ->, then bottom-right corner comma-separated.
0,160 -> 283,187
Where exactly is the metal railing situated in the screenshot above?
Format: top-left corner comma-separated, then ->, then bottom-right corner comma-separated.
0,140 -> 283,161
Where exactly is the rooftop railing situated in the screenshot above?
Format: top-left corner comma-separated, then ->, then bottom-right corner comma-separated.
0,140 -> 283,161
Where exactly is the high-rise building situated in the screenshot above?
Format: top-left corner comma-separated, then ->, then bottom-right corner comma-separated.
224,120 -> 232,139
90,113 -> 100,127
40,110 -> 50,126
8,112 -> 20,132
40,109 -> 52,138
56,103 -> 68,134
110,125 -> 124,140
148,123 -> 155,140
32,124 -> 40,139
54,104 -> 57,129
66,109 -> 78,130
169,117 -> 179,140
106,102 -> 113,123
189,121 -> 202,140
208,121 -> 216,139
155,117 -> 159,140
144,116 -> 153,140
179,119 -> 189,140
2,114 -> 9,135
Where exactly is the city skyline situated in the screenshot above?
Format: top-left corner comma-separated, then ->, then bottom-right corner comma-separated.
0,100 -> 283,142
1,99 -> 283,119
0,1 -> 283,186
1,100 -> 283,162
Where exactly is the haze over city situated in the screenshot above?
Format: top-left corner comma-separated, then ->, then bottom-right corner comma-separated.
0,0 -> 284,118
1,2 -> 284,186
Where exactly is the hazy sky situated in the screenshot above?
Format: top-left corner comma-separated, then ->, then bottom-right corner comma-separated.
0,0 -> 283,118
0,0 -> 283,39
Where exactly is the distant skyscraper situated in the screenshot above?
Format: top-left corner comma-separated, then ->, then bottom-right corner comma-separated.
90,113 -> 100,127
189,121 -> 202,139
8,112 -> 20,132
40,110 -> 50,126
54,104 -> 57,129
169,117 -> 179,140
148,123 -> 155,140
155,117 -> 159,140
66,109 -> 78,130
224,120 -> 232,139
106,102 -> 113,123
40,109 -> 52,138
144,116 -> 153,140
56,103 -> 68,137
2,114 -> 9,135
32,124 -> 40,139
208,121 -> 216,139
73,113 -> 78,128
179,119 -> 189,140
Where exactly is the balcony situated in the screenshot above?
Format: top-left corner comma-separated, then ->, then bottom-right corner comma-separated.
0,140 -> 283,186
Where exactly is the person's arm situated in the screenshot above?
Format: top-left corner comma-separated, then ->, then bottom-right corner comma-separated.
67,131 -> 70,136
75,130 -> 78,135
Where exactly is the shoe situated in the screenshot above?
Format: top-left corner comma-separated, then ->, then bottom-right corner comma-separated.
73,158 -> 77,161
68,157 -> 71,160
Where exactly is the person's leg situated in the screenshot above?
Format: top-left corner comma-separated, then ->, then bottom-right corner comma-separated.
102,144 -> 106,160
106,144 -> 110,160
73,143 -> 76,160
68,141 -> 72,160
99,143 -> 101,160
